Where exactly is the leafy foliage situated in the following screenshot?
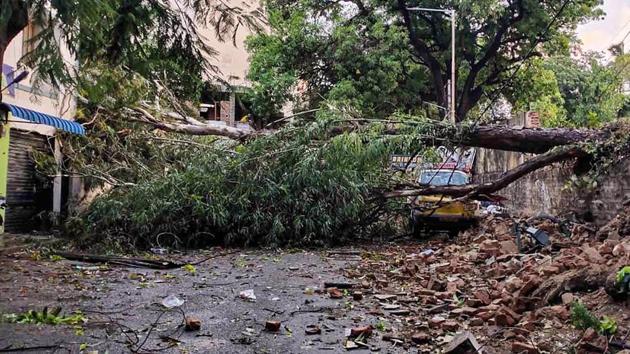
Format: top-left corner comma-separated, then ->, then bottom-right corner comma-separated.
2,0 -> 264,100
70,110 -> 447,249
245,6 -> 427,124
570,301 -> 617,335
510,54 -> 627,128
246,0 -> 604,121
616,266 -> 630,284
570,301 -> 600,331
2,308 -> 86,326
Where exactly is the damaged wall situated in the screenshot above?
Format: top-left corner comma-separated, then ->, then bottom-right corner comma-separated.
473,147 -> 630,225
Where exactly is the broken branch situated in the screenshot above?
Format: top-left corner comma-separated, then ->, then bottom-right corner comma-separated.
382,145 -> 585,199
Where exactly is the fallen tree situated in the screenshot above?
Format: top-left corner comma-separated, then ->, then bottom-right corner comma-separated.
133,105 -> 604,154
382,145 -> 586,199
128,104 -> 622,201
65,105 -> 630,249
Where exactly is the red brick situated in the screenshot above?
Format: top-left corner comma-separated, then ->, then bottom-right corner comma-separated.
441,320 -> 459,331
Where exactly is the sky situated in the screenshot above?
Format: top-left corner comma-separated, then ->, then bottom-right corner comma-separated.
576,0 -> 630,54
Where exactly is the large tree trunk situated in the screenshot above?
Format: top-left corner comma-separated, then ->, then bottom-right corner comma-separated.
455,125 -> 602,154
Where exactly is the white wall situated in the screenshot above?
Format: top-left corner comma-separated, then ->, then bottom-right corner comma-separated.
198,0 -> 263,88
2,27 -> 77,136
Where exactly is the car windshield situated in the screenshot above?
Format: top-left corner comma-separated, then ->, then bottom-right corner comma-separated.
418,170 -> 469,186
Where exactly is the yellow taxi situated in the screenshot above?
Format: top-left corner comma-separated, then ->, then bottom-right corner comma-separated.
410,169 -> 479,237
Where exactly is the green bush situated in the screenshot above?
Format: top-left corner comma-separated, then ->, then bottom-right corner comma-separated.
74,115 -> 439,249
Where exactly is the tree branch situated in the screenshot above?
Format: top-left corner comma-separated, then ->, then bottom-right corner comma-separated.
131,107 -> 255,140
382,145 -> 585,199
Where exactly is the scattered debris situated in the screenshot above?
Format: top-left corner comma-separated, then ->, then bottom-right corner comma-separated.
349,325 -> 373,338
239,289 -> 257,302
150,248 -> 168,255
265,320 -> 281,332
182,264 -> 196,275
161,294 -> 184,308
411,332 -> 430,344
352,291 -> 363,301
343,212 -> 630,353
54,252 -> 183,269
442,331 -> 482,353
328,287 -> 343,299
323,281 -> 355,289
305,324 -> 321,335
185,316 -> 201,331
2,308 -> 86,326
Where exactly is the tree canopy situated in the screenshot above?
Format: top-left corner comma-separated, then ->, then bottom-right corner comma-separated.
0,0 -> 263,99
245,0 -> 604,122
510,54 -> 628,128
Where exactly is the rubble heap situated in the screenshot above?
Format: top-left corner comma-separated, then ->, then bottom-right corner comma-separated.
343,213 -> 630,353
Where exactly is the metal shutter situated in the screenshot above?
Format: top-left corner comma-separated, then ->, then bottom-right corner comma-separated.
5,129 -> 54,232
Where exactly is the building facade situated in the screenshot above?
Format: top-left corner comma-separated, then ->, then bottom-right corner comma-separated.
1,22 -> 82,233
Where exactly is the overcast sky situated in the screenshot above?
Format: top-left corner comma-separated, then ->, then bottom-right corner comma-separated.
576,0 -> 630,54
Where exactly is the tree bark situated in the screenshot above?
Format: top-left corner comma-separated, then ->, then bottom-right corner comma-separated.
457,125 -> 601,154
382,145 -> 585,199
141,114 -> 605,154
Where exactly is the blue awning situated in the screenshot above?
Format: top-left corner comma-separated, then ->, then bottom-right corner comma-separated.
1,103 -> 85,135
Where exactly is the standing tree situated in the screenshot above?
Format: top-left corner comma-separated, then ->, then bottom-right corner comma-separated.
246,0 -> 603,121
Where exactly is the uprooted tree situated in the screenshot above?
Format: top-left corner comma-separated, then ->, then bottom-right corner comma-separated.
63,102 -> 630,248
2,0 -> 629,248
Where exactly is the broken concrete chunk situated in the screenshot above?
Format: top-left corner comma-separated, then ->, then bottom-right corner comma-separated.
442,331 -> 482,353
411,332 -> 430,344
374,294 -> 397,301
441,320 -> 460,331
500,240 -> 519,255
305,324 -> 321,335
512,341 -> 539,354
349,325 -> 373,338
428,315 -> 446,329
581,245 -> 604,263
382,304 -> 400,311
265,320 -> 281,332
239,289 -> 257,302
560,292 -> 574,305
389,309 -> 411,316
324,281 -> 355,289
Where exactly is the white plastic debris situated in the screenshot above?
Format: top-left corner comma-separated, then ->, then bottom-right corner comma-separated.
420,249 -> 435,256
162,294 -> 184,308
239,289 -> 257,302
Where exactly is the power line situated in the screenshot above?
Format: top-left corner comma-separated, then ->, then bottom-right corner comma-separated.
611,18 -> 630,43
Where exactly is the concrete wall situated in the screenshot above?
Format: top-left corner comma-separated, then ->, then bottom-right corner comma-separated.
198,0 -> 262,88
473,146 -> 630,225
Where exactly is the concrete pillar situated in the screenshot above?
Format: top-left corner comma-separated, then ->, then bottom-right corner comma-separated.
0,118 -> 9,237
0,73 -> 8,237
52,138 -> 62,217
229,93 -> 236,127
